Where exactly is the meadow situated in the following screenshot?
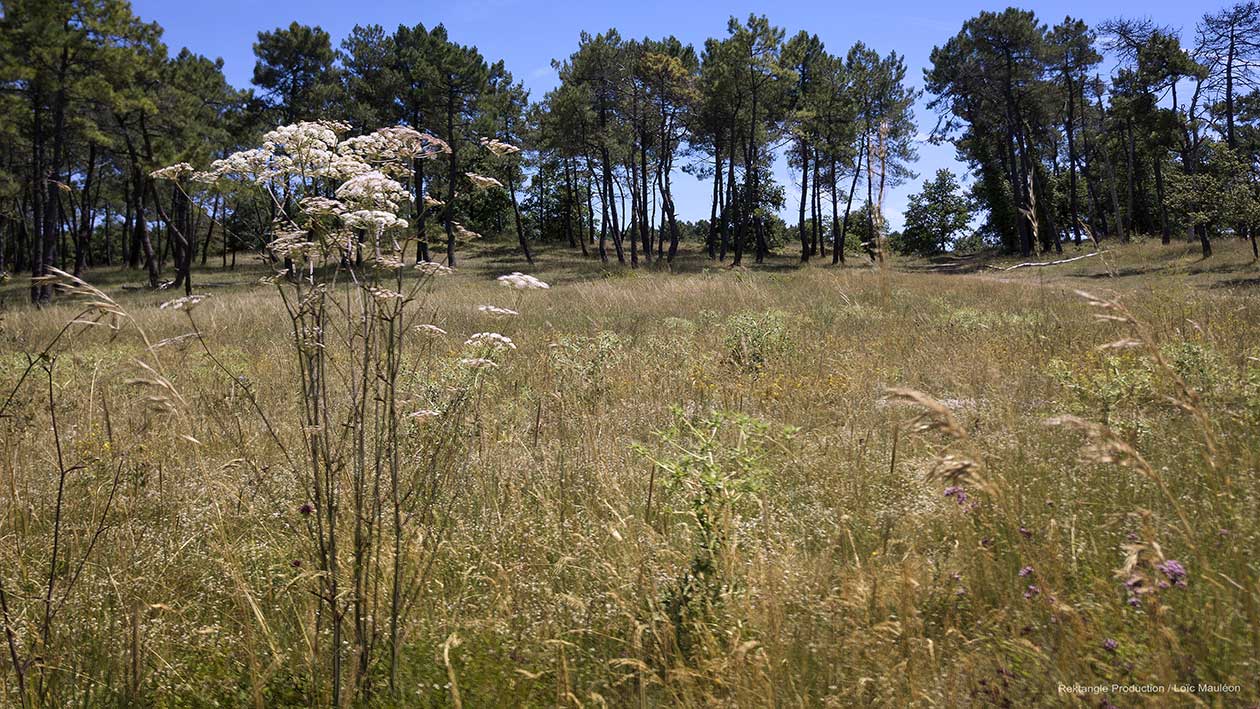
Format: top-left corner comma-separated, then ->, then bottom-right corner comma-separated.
1,239 -> 1258,707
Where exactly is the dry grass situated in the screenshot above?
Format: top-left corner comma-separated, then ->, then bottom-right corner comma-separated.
1,241 -> 1258,706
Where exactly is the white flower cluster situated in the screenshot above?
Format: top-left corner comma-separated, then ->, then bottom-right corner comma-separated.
299,196 -> 346,216
464,332 -> 516,350
415,261 -> 453,276
459,357 -> 498,370
414,324 -> 447,336
150,163 -> 195,181
151,120 -> 503,273
197,147 -> 291,183
365,286 -> 405,302
340,126 -> 450,175
264,120 -> 346,153
159,294 -> 210,311
343,209 -> 409,233
452,222 -> 481,241
477,304 -> 519,317
465,172 -> 504,190
496,272 -> 550,290
335,170 -> 410,212
480,137 -> 521,156
267,230 -> 320,260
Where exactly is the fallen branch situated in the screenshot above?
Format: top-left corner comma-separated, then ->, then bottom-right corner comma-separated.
991,250 -> 1107,271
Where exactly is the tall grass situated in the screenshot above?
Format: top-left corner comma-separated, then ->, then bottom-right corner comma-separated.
0,247 -> 1258,706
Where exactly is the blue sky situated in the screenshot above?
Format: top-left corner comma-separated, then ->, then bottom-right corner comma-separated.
133,0 -> 1209,231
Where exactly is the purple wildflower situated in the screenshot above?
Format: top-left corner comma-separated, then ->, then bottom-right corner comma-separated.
1019,566 -> 1034,577
1157,559 -> 1187,587
943,486 -> 968,505
1019,526 -> 1032,538
1024,584 -> 1041,599
291,559 -> 303,568
1126,595 -> 1142,608
298,502 -> 314,516
1102,638 -> 1118,652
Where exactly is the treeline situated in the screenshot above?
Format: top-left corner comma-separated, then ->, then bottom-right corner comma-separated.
925,7 -> 1260,258
2,1 -> 1258,305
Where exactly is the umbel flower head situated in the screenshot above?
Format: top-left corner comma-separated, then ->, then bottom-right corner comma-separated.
415,261 -> 453,276
496,272 -> 550,290
452,222 -> 481,241
414,324 -> 447,336
465,332 -> 516,351
459,357 -> 498,370
480,137 -> 521,156
478,305 -> 519,317
159,294 -> 210,311
150,163 -> 195,181
336,170 -> 410,212
465,172 -> 504,190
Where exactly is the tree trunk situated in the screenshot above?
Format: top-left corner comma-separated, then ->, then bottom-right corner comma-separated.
797,138 -> 810,261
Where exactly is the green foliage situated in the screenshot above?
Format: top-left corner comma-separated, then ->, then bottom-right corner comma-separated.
643,408 -> 790,655
548,330 -> 627,399
722,309 -> 790,369
895,168 -> 972,255
1049,353 -> 1155,435
1165,140 -> 1260,233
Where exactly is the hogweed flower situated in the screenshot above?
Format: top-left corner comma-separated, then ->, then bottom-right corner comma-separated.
459,357 -> 498,370
365,254 -> 406,271
300,196 -> 346,216
480,137 -> 521,156
415,261 -> 453,276
365,286 -> 404,302
336,170 -> 410,211
478,305 -> 519,317
465,172 -> 504,190
452,222 -> 481,241
159,294 -> 210,312
407,409 -> 441,419
465,332 -> 516,351
150,162 -> 195,181
415,324 -> 447,336
496,272 -> 550,290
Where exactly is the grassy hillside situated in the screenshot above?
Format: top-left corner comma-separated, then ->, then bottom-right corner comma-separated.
1,241 -> 1258,706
